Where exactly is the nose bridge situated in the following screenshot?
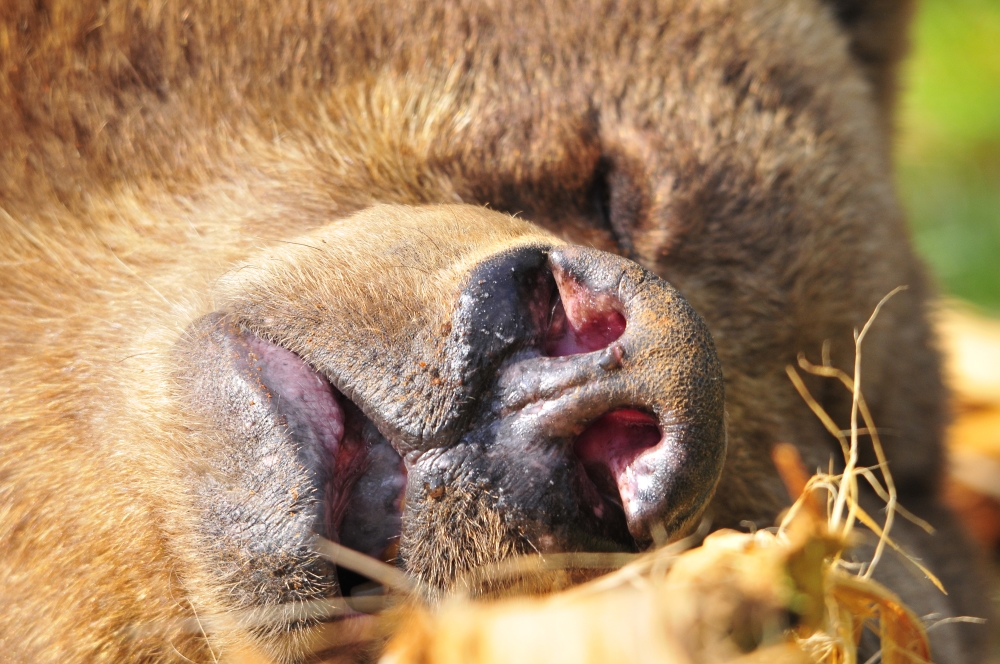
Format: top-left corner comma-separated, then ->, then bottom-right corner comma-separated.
214,204 -> 564,457
371,242 -> 560,454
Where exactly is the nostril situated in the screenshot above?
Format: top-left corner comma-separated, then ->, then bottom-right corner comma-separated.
544,262 -> 626,357
573,409 -> 661,505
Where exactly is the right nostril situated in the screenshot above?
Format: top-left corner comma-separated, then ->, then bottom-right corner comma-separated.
544,263 -> 626,357
573,409 -> 661,505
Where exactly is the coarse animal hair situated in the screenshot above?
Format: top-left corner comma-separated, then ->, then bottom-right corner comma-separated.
0,1 -> 992,662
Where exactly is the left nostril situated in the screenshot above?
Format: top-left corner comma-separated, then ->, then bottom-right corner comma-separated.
573,409 -> 661,505
544,262 -> 626,357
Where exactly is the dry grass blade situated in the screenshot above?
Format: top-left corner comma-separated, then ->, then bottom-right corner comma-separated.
793,353 -> 934,538
832,288 -> 905,535
455,551 -> 642,597
315,536 -> 417,595
830,572 -> 930,664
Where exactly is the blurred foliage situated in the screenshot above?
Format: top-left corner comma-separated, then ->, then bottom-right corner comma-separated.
897,0 -> 1000,313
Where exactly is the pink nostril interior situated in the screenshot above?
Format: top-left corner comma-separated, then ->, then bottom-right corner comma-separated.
573,409 -> 661,503
544,265 -> 626,357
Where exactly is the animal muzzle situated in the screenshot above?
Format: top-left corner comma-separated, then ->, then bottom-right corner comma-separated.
174,205 -> 725,609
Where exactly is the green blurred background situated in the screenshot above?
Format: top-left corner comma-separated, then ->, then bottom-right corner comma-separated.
898,0 -> 1000,314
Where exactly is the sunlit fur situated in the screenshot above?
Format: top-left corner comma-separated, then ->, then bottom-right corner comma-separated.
0,1 -> 991,662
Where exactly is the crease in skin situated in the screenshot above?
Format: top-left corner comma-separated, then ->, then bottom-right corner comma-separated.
497,354 -> 605,414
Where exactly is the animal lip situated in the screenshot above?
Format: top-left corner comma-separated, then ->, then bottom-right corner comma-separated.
244,333 -> 407,567
178,313 -> 406,602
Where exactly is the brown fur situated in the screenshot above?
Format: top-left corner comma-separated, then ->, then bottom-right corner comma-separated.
0,1 -> 991,662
